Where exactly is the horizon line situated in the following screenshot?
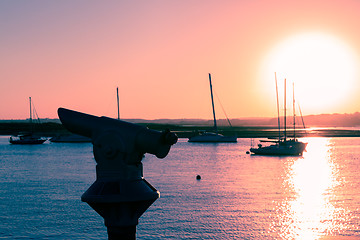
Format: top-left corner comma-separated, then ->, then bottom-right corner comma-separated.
1,111 -> 359,122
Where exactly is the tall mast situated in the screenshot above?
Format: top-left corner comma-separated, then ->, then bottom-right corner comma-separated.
284,78 -> 287,141
208,73 -> 217,133
29,97 -> 33,132
29,97 -> 32,124
116,87 -> 120,120
293,82 -> 296,139
275,73 -> 281,142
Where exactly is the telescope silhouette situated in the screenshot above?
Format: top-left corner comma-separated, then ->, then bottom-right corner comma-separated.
58,107 -> 177,239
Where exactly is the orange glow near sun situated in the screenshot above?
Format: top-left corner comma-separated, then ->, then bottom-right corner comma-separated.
259,32 -> 359,115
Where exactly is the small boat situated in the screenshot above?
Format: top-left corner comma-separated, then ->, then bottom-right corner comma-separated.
51,87 -> 120,143
250,139 -> 307,156
188,73 -> 237,143
9,97 -> 47,145
188,131 -> 237,143
249,75 -> 307,156
50,134 -> 91,143
10,134 -> 47,145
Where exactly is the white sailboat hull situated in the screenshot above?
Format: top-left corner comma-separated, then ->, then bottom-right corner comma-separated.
50,134 -> 91,143
250,140 -> 307,156
188,132 -> 237,143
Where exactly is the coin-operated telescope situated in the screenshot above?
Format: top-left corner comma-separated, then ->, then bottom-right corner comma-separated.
57,108 -> 177,240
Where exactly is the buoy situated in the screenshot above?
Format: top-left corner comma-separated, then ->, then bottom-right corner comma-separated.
196,175 -> 201,180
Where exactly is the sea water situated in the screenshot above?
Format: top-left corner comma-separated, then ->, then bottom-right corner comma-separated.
0,136 -> 359,239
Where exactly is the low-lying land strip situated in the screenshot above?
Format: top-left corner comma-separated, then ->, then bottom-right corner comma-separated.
1,121 -> 359,139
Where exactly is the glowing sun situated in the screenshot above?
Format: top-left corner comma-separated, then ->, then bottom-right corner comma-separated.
260,32 -> 359,114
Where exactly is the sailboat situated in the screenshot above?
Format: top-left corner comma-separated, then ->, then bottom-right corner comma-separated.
49,133 -> 91,143
9,97 -> 47,144
50,86 -> 121,143
188,73 -> 237,143
249,75 -> 307,155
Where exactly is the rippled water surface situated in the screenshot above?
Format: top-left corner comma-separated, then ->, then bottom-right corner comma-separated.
0,136 -> 359,239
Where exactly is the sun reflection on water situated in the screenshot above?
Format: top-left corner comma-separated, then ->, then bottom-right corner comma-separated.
271,138 -> 350,239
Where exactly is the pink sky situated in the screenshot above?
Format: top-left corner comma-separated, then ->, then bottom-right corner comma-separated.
1,0 -> 360,120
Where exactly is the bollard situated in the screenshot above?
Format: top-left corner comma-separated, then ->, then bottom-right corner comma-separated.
58,108 -> 177,239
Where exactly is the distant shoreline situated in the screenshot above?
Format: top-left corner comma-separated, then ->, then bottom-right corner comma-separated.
1,122 -> 360,139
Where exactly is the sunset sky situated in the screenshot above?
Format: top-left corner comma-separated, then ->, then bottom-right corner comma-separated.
1,0 -> 360,120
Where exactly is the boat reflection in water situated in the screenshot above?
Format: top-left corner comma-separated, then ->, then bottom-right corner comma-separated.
269,138 -> 353,239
